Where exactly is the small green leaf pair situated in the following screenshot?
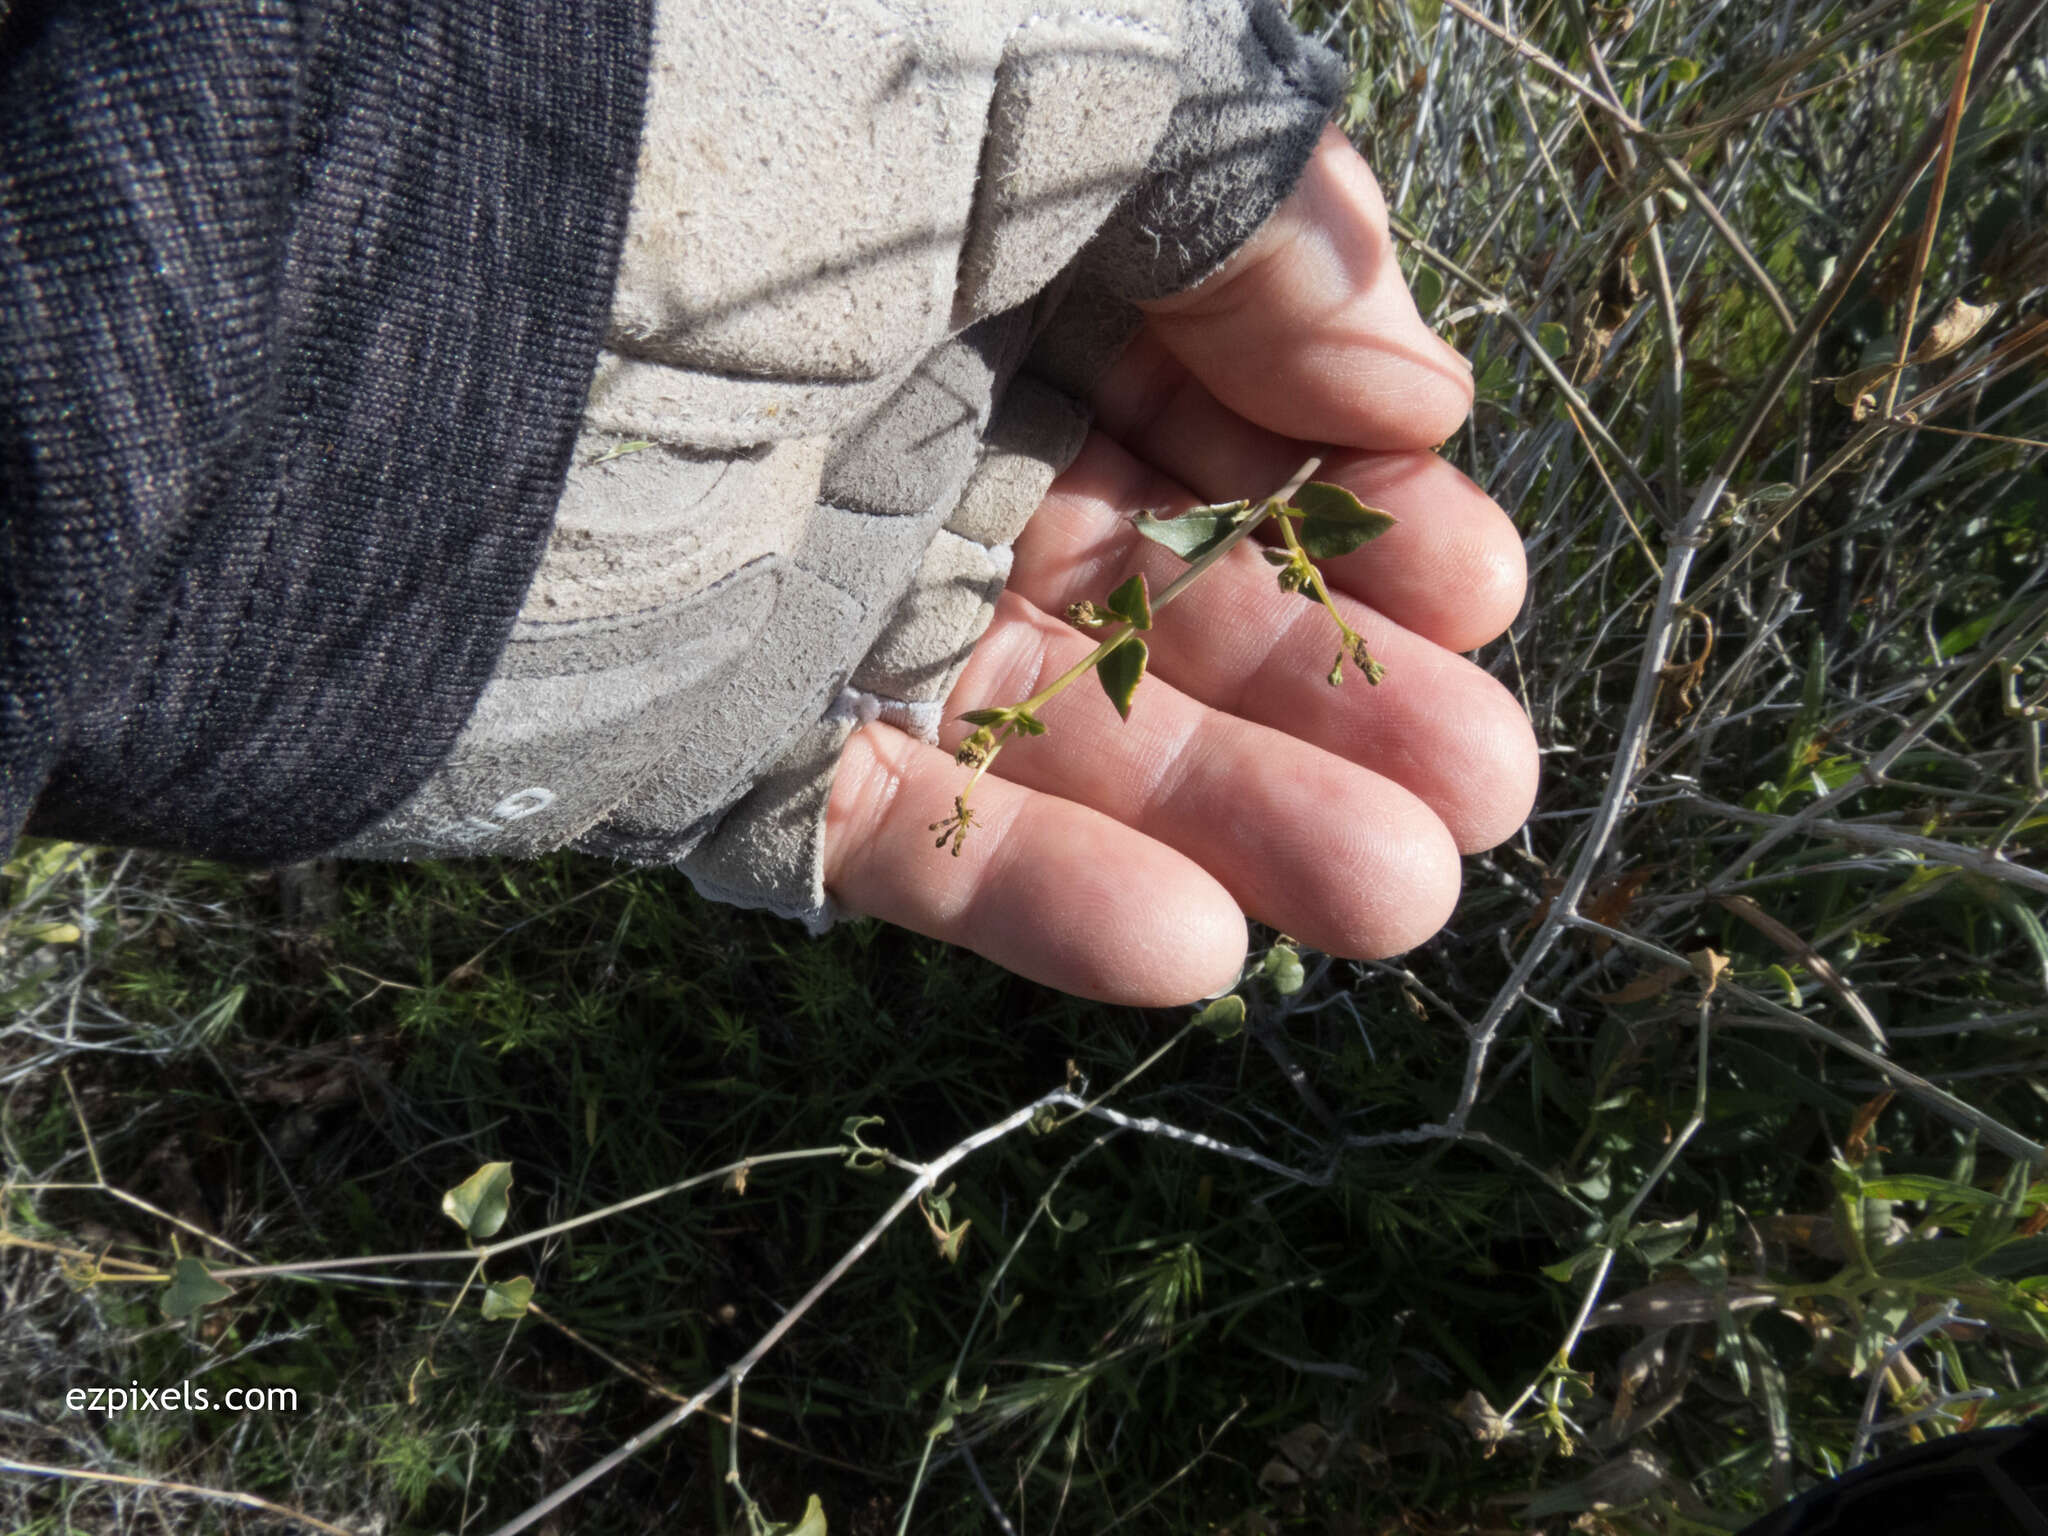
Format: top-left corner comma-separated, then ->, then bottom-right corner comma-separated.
1132,482 -> 1393,564
441,1162 -> 534,1321
1080,573 -> 1154,722
933,467 -> 1390,856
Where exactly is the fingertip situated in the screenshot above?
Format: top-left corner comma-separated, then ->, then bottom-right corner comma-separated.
1444,677 -> 1540,856
1042,870 -> 1249,1007
1347,790 -> 1464,959
824,723 -> 1250,1007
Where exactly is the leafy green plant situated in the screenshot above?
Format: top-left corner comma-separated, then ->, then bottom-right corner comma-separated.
932,459 -> 1395,854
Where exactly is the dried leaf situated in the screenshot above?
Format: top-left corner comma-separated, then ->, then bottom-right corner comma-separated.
1587,1277 -> 1771,1330
1715,894 -> 1886,1046
1845,1091 -> 1895,1164
1594,964 -> 1690,1005
1269,1422 -> 1337,1481
1909,297 -> 1998,363
1583,868 -> 1654,953
1687,948 -> 1730,995
1453,1390 -> 1513,1451
935,1219 -> 970,1264
1610,1329 -> 1673,1429
1833,361 -> 1899,418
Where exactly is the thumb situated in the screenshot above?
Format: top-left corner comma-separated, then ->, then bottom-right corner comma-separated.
1138,125 -> 1474,453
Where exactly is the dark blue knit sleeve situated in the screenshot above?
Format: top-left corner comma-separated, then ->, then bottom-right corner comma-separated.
1,0 -> 650,861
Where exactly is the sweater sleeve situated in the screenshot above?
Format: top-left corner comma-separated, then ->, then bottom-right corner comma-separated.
2,0 -> 650,859
337,0 -> 1345,929
6,0 -> 1340,918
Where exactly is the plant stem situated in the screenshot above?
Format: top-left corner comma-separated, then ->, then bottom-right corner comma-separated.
1272,501 -> 1367,655
933,455 -> 1325,846
1012,454 -> 1326,719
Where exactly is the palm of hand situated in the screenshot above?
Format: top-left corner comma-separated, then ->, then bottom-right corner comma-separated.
823,129 -> 1539,1005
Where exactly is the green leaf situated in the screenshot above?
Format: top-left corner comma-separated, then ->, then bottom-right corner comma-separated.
1766,963 -> 1803,1005
2,837 -> 85,897
1872,1237 -> 1974,1280
1097,638 -> 1148,721
1862,1175 -> 2044,1211
1977,1235 -> 2048,1278
841,1114 -> 889,1173
441,1161 -> 514,1240
162,1256 -> 233,1320
584,438 -> 654,467
1131,501 -> 1252,561
1261,945 -> 1305,996
959,708 -> 1011,727
1969,1164 -> 2035,1261
1289,483 -> 1397,560
1715,1301 -> 1751,1395
1937,603 -> 2011,659
766,1494 -> 829,1536
1626,1216 -> 1698,1267
481,1275 -> 533,1321
1195,995 -> 1246,1040
1411,264 -> 1443,316
1535,321 -> 1570,358
1540,1244 -> 1602,1284
1104,573 -> 1153,630
1994,888 -> 2048,992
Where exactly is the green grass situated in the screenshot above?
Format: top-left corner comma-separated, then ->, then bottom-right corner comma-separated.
5,0 -> 2047,1531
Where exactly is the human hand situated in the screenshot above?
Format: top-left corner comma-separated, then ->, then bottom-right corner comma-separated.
821,127 -> 1538,1006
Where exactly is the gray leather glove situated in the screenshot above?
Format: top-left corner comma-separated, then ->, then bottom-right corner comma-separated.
342,0 -> 1344,928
